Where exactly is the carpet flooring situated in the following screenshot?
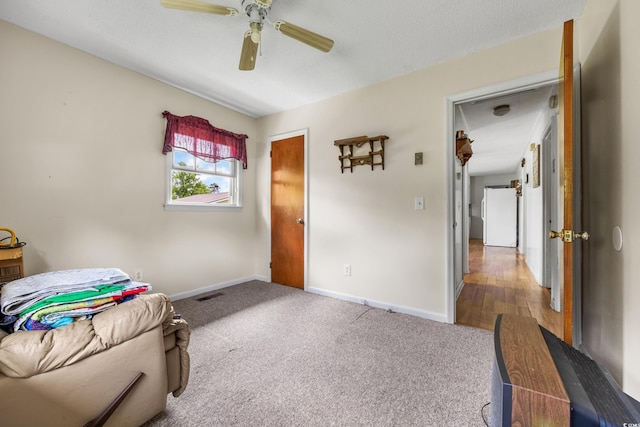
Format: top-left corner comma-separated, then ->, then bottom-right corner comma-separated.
145,281 -> 494,426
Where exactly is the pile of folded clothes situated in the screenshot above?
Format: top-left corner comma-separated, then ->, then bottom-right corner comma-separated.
0,268 -> 151,332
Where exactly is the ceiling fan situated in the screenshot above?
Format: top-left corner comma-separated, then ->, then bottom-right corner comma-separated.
161,0 -> 334,71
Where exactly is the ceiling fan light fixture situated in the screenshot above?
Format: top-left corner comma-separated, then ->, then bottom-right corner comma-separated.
162,0 -> 334,70
250,30 -> 261,44
493,104 -> 511,117
254,0 -> 272,8
249,21 -> 262,44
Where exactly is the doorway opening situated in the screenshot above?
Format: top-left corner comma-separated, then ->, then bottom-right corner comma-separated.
447,72 -> 563,338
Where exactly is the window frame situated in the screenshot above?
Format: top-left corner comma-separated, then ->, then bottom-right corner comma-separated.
163,149 -> 243,212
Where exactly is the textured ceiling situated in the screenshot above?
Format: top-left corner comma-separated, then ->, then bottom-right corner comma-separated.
457,85 -> 556,176
1,0 -> 586,119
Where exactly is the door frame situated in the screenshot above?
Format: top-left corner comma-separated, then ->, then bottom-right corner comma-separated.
569,63 -> 583,346
267,128 -> 310,290
445,70 -> 559,324
543,119 -> 561,310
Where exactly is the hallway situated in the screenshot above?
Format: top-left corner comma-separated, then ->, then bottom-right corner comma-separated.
456,239 -> 563,338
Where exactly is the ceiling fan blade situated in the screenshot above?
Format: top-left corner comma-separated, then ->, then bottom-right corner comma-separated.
274,21 -> 334,53
239,32 -> 258,71
160,0 -> 239,16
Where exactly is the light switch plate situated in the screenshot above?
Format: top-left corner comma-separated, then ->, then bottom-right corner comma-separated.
415,152 -> 423,165
415,196 -> 425,210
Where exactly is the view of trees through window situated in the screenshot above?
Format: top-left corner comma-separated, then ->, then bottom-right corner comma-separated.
170,149 -> 235,204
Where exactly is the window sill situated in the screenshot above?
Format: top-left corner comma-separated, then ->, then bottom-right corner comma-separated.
163,203 -> 243,212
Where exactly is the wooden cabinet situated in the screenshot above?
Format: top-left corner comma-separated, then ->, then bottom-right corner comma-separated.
0,247 -> 24,284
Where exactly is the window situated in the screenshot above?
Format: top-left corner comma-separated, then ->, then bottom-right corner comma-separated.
161,111 -> 247,211
166,149 -> 242,210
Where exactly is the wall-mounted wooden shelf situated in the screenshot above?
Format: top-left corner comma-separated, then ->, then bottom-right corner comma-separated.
334,135 -> 389,173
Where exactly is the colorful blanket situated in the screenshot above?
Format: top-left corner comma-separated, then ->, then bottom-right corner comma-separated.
1,268 -> 130,315
0,268 -> 151,332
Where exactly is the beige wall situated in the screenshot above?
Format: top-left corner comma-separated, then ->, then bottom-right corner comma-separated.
578,0 -> 640,399
254,0 -> 640,398
3,0 -> 639,400
0,21 -> 259,297
619,0 -> 640,401
256,28 -> 563,320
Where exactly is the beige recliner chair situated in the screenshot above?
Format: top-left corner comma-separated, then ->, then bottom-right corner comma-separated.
0,293 -> 189,427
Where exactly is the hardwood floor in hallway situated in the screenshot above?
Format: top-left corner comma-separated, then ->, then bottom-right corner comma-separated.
456,239 -> 563,338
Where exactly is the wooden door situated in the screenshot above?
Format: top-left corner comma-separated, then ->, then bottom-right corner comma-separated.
271,135 -> 305,289
554,20 -> 587,345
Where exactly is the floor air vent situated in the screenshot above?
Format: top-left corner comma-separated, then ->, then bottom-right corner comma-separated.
196,292 -> 224,302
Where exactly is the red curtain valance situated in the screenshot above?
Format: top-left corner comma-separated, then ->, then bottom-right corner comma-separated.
162,111 -> 248,169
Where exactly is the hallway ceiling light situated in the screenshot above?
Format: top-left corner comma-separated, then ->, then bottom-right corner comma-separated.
493,104 -> 511,116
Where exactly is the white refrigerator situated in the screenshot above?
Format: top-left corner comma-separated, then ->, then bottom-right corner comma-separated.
482,187 -> 517,247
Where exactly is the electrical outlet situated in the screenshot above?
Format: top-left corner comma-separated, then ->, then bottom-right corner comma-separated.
134,269 -> 143,281
343,264 -> 351,276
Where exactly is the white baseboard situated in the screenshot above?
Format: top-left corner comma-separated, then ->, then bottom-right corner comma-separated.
307,286 -> 448,324
455,280 -> 465,299
524,257 -> 543,285
170,279 -> 448,324
169,275 -> 268,301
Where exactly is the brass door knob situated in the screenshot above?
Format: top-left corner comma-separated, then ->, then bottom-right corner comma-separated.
549,229 -> 590,242
549,230 -> 563,239
296,218 -> 304,225
574,231 -> 590,241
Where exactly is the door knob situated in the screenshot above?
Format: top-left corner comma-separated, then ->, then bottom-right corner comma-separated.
296,218 -> 304,225
549,230 -> 563,239
549,229 -> 590,242
574,231 -> 590,240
